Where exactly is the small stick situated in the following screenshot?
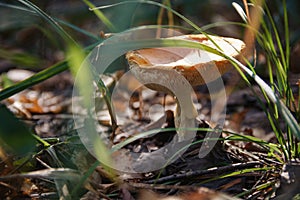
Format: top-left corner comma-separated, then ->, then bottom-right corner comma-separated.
146,161 -> 261,184
126,181 -> 197,191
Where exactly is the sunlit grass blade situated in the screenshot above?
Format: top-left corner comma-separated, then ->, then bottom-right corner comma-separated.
235,181 -> 276,198
232,2 -> 248,23
201,166 -> 275,184
218,1 -> 300,144
224,132 -> 281,153
67,45 -> 93,108
66,43 -> 116,182
230,57 -> 300,139
249,0 -> 299,159
82,0 -> 117,32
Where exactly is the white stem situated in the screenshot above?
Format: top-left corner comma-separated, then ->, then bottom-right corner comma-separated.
174,90 -> 198,141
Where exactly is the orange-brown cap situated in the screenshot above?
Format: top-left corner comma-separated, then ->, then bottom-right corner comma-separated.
126,34 -> 245,92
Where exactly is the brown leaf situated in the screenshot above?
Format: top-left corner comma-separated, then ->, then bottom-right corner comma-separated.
138,187 -> 241,200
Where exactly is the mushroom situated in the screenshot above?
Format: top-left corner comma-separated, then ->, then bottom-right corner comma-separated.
126,34 -> 245,140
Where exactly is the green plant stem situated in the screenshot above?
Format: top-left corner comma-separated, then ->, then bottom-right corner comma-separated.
96,79 -> 118,134
32,134 -> 51,147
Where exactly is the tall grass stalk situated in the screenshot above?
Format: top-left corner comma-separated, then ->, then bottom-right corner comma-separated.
253,0 -> 299,159
233,0 -> 300,160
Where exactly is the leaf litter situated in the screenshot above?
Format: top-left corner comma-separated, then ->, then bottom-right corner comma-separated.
1,65 -> 292,199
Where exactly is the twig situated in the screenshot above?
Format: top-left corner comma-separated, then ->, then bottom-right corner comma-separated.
126,181 -> 197,191
225,142 -> 273,165
146,161 -> 261,184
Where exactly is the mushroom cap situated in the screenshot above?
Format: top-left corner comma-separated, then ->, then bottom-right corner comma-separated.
126,34 -> 246,92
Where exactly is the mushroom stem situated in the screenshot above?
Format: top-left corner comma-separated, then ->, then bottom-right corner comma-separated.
173,87 -> 198,141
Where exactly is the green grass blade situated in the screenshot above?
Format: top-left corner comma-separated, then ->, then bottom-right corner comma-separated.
67,45 -> 93,108
82,0 -> 117,32
264,2 -> 288,72
17,0 -> 76,45
0,40 -> 102,101
55,18 -> 99,40
230,57 -> 300,140
232,2 -> 248,23
66,43 -> 116,182
0,61 -> 68,101
70,160 -> 100,197
0,168 -> 81,180
235,180 -> 276,198
91,0 -> 225,50
282,0 -> 290,68
202,166 -> 275,184
0,2 -> 35,13
91,0 -> 201,32
201,21 -> 248,31
0,2 -> 98,40
0,48 -> 41,68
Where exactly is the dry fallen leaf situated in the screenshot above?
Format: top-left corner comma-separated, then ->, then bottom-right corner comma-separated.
138,187 -> 241,200
5,90 -> 66,118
